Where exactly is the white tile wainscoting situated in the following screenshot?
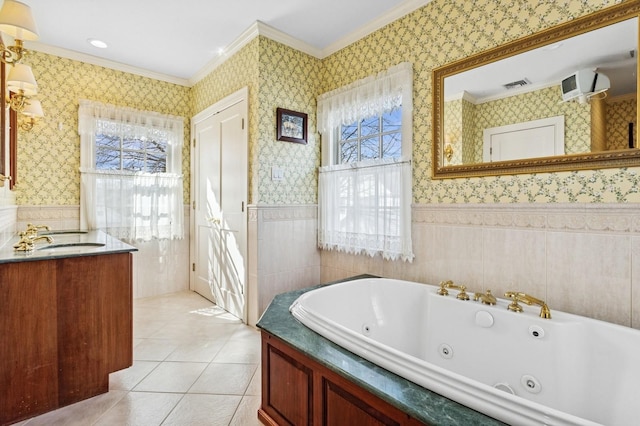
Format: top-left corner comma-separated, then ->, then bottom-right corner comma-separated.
17,205 -> 85,232
321,203 -> 640,330
15,205 -> 190,299
247,204 -> 321,326
8,202 -> 640,330
0,204 -> 17,248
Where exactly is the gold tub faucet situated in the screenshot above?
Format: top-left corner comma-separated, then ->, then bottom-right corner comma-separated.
473,290 -> 497,305
504,292 -> 552,319
437,280 -> 453,296
437,280 -> 470,300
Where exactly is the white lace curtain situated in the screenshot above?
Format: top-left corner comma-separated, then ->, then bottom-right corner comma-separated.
317,62 -> 412,135
78,99 -> 184,242
317,63 -> 414,262
318,158 -> 413,261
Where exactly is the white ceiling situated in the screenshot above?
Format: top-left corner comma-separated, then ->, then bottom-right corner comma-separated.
20,0 -> 428,85
445,17 -> 638,103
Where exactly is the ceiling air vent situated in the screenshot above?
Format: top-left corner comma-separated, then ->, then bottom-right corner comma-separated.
503,78 -> 531,89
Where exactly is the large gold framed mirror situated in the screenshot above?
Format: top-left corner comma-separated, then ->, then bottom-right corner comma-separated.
432,1 -> 640,179
0,62 -> 5,184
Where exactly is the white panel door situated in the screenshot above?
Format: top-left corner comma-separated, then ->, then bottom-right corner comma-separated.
483,116 -> 565,162
191,89 -> 248,321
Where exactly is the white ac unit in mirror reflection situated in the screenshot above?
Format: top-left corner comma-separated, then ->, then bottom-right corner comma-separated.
561,68 -> 611,103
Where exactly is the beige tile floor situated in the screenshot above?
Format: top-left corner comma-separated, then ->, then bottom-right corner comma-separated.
15,291 -> 263,426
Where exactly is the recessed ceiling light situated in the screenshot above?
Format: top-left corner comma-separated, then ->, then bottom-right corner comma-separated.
88,38 -> 108,49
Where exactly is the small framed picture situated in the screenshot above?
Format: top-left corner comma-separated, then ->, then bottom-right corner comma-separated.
276,108 -> 307,144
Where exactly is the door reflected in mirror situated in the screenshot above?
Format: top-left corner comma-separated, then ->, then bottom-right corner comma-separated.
432,2 -> 640,179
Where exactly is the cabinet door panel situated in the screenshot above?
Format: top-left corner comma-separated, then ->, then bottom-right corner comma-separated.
260,332 -> 429,426
263,340 -> 313,425
0,260 -> 58,424
323,378 -> 399,426
56,253 -> 132,405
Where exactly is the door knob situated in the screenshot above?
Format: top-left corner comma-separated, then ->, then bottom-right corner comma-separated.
207,217 -> 221,225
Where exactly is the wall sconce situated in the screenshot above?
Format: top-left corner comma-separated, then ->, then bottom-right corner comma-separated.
0,173 -> 10,187
7,61 -> 36,111
444,143 -> 454,162
19,97 -> 42,131
0,0 -> 38,65
0,0 -> 43,131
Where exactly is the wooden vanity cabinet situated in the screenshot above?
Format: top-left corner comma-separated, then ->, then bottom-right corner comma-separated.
0,252 -> 133,425
259,332 -> 428,426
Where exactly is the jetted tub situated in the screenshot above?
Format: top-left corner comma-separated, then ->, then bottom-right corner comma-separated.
289,278 -> 640,426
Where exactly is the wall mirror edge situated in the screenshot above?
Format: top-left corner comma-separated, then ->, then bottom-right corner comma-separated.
432,2 -> 640,179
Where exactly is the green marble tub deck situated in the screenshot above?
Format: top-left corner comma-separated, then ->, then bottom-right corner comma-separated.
256,275 -> 506,426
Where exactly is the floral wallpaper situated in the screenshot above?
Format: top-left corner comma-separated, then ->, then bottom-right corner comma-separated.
321,0 -> 640,203
606,96 -> 637,150
19,35 -> 321,208
16,51 -> 192,205
11,0 -> 640,207
427,168 -> 640,203
256,37 -> 322,204
192,39 -> 260,203
192,39 -> 259,115
461,99 -> 476,164
443,98 -> 463,165
193,36 -> 320,204
192,37 -> 321,205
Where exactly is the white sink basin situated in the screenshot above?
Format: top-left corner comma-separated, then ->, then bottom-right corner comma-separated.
41,230 -> 89,235
38,242 -> 105,252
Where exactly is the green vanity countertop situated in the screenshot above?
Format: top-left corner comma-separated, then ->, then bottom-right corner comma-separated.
256,276 -> 506,426
0,230 -> 137,264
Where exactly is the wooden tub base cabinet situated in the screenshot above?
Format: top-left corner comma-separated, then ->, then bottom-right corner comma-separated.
0,253 -> 133,426
259,332 -> 427,426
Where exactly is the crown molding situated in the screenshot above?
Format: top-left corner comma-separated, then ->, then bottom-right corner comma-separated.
608,92 -> 637,103
474,80 -> 559,104
257,21 -> 323,58
189,21 -> 322,86
446,80 -> 560,104
320,0 -> 432,57
190,0 -> 431,85
445,90 -> 478,104
26,41 -> 190,87
188,22 -> 259,86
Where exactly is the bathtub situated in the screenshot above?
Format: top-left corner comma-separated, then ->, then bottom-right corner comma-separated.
289,278 -> 640,426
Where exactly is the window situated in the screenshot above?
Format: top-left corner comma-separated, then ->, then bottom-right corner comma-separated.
339,108 -> 402,163
95,130 -> 167,173
78,100 -> 184,242
317,63 -> 413,262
